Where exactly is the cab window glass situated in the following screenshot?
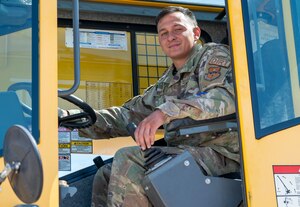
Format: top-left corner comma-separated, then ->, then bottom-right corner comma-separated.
291,1 -> 300,83
0,1 -> 39,156
243,0 -> 300,138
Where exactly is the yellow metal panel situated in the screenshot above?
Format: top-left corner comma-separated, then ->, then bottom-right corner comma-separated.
228,0 -> 300,206
58,28 -> 132,83
58,28 -> 133,111
37,0 -> 59,206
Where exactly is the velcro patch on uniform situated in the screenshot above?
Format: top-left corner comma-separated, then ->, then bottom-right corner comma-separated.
205,67 -> 221,81
209,56 -> 230,68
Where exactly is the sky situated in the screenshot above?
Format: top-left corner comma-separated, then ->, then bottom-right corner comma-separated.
160,0 -> 225,6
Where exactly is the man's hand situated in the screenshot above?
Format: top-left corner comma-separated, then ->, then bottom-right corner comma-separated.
134,110 -> 167,150
58,108 -> 68,118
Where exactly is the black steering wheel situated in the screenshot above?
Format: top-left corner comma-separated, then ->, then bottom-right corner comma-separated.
59,94 -> 97,129
8,82 -> 96,129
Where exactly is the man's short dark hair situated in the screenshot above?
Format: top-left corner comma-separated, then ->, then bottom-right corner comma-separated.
155,6 -> 198,27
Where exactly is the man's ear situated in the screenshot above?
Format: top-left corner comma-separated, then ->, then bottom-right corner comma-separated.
193,27 -> 201,41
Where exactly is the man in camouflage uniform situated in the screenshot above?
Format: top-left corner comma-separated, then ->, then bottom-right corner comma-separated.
63,6 -> 240,207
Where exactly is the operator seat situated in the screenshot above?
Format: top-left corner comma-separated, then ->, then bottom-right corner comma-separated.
142,113 -> 242,207
93,114 -> 242,207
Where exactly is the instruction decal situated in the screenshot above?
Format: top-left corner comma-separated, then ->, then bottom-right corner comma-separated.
273,165 -> 300,207
58,127 -> 93,171
59,154 -> 71,171
65,28 -> 127,50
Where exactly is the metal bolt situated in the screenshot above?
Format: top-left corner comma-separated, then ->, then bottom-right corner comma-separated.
205,178 -> 211,184
184,160 -> 190,166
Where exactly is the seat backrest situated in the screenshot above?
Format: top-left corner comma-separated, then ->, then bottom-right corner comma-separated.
0,91 -> 27,156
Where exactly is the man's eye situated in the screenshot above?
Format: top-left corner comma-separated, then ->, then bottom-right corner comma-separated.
174,28 -> 182,34
160,32 -> 168,38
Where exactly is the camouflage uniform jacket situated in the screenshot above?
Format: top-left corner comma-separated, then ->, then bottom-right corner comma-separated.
78,43 -> 239,163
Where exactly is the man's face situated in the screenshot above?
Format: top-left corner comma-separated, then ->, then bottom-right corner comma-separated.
157,12 -> 200,63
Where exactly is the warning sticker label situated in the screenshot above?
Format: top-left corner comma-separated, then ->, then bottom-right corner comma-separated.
273,165 -> 300,207
71,141 -> 93,153
59,154 -> 71,171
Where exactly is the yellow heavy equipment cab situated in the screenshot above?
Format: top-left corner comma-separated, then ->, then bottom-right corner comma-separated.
0,0 -> 300,206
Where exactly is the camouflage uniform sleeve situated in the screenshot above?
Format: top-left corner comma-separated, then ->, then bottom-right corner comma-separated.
66,107 -> 130,139
157,44 -> 235,123
67,85 -> 157,139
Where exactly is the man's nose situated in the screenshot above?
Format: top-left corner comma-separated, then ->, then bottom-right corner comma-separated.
167,31 -> 176,41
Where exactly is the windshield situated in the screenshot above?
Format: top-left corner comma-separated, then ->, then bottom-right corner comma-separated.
243,0 -> 300,138
0,0 -> 39,156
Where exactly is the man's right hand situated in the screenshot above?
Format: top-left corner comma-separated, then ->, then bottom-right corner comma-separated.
134,109 -> 167,150
58,108 -> 68,118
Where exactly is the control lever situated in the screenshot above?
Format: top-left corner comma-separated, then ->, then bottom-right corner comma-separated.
93,156 -> 105,169
126,123 -> 170,170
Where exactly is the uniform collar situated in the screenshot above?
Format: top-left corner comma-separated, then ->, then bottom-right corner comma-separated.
168,44 -> 202,86
178,44 -> 202,73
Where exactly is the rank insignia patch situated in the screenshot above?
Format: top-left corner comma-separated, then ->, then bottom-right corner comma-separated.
205,67 -> 221,81
209,56 -> 230,68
